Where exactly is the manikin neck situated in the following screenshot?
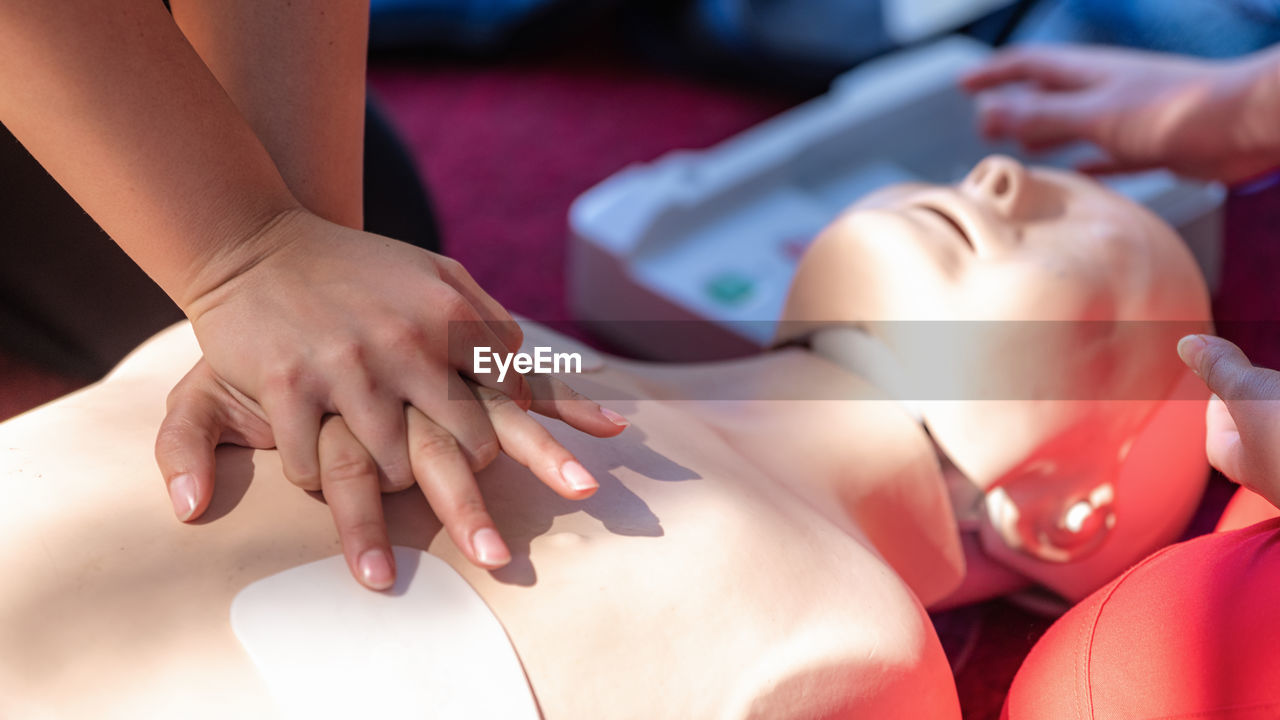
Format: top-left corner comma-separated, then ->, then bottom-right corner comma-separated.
806,325 -> 986,529
807,326 -> 923,422
806,325 -> 1131,566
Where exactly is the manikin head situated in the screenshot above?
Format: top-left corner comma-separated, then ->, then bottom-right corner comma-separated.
779,155 -> 1211,571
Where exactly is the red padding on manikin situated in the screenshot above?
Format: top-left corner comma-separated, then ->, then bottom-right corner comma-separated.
1004,517 -> 1280,720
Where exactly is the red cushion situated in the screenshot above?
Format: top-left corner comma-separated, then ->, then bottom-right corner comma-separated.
1005,517 -> 1280,719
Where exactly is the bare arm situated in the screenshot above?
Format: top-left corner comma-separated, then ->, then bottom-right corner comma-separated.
0,0 -> 299,306
156,0 -> 393,588
139,0 -> 618,590
170,0 -> 368,228
2,0 -> 608,591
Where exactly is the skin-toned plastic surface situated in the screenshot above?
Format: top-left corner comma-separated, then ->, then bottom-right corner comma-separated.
780,155 -> 1212,601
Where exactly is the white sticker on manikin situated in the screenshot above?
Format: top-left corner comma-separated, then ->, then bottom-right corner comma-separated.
231,547 -> 540,720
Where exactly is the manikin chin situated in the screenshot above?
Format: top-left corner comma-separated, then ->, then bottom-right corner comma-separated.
0,156 -> 1210,719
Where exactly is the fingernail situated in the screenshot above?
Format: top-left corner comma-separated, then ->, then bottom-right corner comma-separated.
560,459 -> 598,493
978,102 -> 1008,135
1177,334 -> 1207,373
358,549 -> 394,590
472,527 -> 511,567
599,406 -> 629,428
168,473 -> 198,521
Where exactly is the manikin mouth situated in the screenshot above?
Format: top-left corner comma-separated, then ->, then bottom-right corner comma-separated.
917,204 -> 974,252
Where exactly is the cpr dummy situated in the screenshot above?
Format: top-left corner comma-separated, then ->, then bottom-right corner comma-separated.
0,157 -> 1207,719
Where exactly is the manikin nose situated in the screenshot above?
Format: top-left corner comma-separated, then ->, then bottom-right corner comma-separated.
962,155 -> 1028,219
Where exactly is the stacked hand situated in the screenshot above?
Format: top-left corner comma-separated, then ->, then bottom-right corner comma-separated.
159,209 -> 627,589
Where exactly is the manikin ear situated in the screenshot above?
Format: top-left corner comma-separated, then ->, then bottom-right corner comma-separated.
974,373 -> 1210,602
940,400 -> 1137,566
980,465 -> 1118,565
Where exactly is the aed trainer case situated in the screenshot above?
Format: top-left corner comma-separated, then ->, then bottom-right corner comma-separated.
567,36 -> 1224,360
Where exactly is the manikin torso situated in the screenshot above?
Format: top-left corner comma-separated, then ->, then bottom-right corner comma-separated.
0,156 -> 1211,718
0,323 -> 962,719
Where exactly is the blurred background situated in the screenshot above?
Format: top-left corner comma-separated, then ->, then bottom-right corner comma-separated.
6,2 -> 1280,717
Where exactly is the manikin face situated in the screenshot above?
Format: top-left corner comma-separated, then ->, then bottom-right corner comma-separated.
796,154 -> 1199,325
780,155 -> 1210,563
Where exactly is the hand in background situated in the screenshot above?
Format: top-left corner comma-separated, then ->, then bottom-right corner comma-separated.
155,357 -> 629,590
961,45 -> 1280,184
1178,334 -> 1280,509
